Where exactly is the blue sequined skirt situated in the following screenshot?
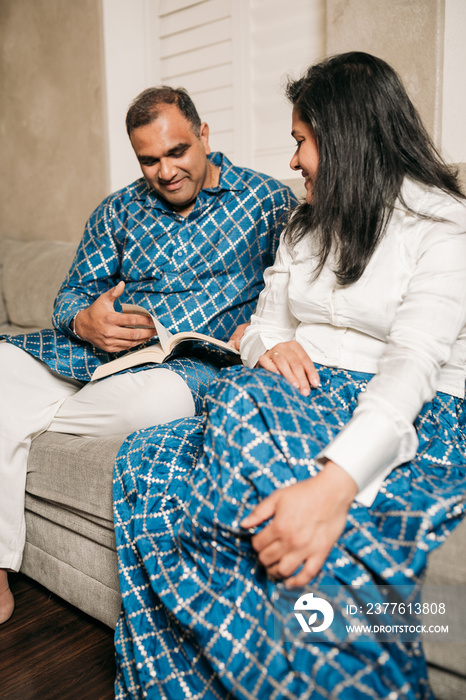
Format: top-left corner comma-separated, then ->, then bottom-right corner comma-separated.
114,365 -> 466,699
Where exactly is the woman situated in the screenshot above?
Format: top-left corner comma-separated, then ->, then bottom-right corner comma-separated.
114,52 -> 466,699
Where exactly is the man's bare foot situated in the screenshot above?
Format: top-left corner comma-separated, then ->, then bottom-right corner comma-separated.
0,587 -> 14,624
0,570 -> 15,624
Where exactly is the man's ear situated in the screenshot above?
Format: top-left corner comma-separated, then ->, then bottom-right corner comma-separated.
199,122 -> 211,154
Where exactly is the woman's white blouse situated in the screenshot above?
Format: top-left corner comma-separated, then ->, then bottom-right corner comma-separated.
240,180 -> 466,505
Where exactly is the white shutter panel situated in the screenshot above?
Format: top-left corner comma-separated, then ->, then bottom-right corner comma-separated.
158,0 -> 236,158
250,0 -> 325,179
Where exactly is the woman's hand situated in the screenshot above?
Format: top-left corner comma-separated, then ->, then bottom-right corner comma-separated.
241,461 -> 358,587
257,341 -> 320,396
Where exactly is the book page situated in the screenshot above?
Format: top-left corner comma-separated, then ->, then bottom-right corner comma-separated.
121,303 -> 173,353
91,343 -> 166,380
171,330 -> 239,354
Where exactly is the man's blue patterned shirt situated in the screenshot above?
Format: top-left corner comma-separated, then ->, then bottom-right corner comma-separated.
4,153 -> 296,383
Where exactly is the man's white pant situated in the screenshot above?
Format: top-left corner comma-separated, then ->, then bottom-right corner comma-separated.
0,343 -> 195,571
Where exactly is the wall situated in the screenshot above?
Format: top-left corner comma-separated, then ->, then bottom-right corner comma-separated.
326,0 -> 443,141
1,0 -> 464,247
0,0 -> 109,243
326,0 -> 466,165
442,0 -> 466,163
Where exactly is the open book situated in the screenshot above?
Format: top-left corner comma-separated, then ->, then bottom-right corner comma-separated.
91,304 -> 241,381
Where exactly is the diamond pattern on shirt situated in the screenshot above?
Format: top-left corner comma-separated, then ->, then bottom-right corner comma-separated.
2,153 -> 295,383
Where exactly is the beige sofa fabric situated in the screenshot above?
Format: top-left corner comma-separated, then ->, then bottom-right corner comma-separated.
0,238 -> 76,331
23,432 -> 125,627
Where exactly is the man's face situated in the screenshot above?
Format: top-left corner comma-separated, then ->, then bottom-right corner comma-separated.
130,104 -> 211,213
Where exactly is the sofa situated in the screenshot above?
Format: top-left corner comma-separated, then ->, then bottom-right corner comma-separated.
0,208 -> 465,697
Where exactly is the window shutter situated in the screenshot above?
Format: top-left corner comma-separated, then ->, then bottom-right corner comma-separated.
158,0 -> 236,159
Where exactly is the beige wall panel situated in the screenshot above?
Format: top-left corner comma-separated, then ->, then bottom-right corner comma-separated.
325,0 -> 444,143
0,0 -> 109,243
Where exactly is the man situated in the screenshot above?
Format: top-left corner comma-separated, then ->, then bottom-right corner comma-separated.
0,86 -> 296,623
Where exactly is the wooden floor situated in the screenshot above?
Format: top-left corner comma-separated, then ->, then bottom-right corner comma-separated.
0,572 -> 116,700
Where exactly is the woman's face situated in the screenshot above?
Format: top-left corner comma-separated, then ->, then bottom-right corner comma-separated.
290,108 -> 319,203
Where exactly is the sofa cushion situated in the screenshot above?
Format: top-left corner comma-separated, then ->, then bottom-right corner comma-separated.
26,431 -> 127,524
1,239 -> 76,328
422,520 -> 466,685
0,322 -> 45,335
425,518 -> 466,586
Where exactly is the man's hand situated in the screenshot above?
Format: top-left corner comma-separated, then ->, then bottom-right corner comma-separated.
227,322 -> 250,351
257,340 -> 320,396
73,281 -> 156,352
241,461 -> 358,587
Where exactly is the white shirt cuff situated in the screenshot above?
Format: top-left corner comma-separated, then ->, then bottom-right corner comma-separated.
319,407 -> 418,506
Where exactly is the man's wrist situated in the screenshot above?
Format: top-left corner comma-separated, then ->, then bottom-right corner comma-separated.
70,311 -> 85,341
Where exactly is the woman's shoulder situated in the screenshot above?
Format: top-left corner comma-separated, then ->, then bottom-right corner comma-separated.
398,178 -> 466,229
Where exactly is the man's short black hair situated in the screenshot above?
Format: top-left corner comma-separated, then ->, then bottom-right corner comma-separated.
126,86 -> 202,137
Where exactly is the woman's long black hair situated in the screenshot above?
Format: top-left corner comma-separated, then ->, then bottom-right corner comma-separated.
285,52 -> 464,285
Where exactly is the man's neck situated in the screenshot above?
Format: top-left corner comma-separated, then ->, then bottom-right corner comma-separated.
209,161 -> 220,188
173,200 -> 196,218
